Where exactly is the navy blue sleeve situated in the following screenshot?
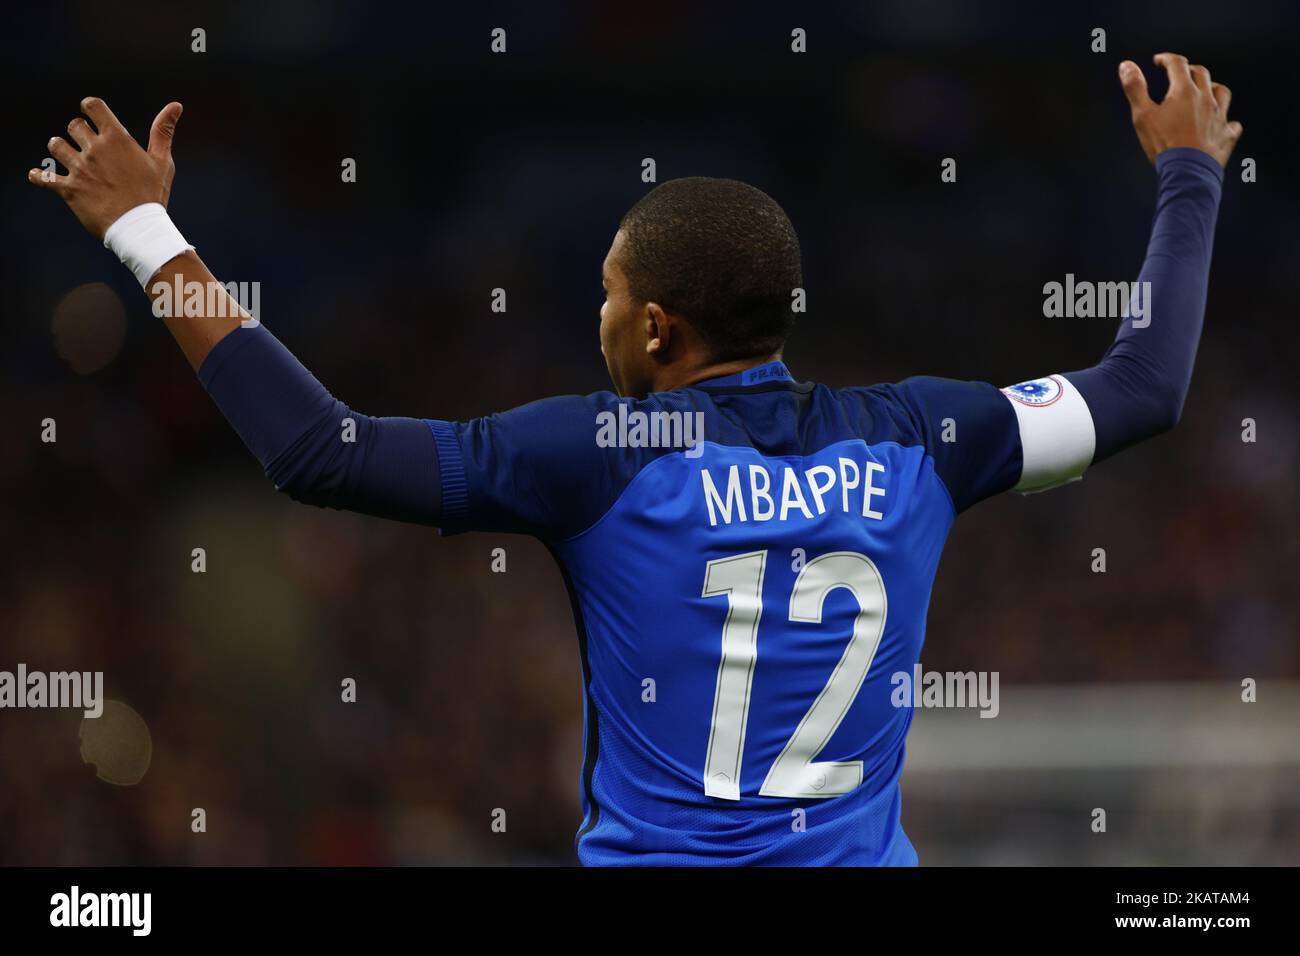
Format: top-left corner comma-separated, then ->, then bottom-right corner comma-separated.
1064,147 -> 1225,462
428,392 -> 643,539
886,377 -> 1023,513
198,323 -> 644,537
197,324 -> 443,525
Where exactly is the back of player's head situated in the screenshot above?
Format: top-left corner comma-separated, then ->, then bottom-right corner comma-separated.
617,177 -> 802,362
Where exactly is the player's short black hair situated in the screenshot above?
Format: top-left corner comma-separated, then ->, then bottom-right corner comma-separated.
617,177 -> 802,362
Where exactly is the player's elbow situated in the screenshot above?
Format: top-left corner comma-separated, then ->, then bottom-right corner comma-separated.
1154,385 -> 1187,434
1135,386 -> 1185,443
263,422 -> 353,506
267,459 -> 327,505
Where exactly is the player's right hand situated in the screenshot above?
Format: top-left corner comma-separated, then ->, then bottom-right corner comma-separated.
27,97 -> 183,240
1119,54 -> 1242,168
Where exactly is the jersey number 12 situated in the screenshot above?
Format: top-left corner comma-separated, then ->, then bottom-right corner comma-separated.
701,549 -> 888,800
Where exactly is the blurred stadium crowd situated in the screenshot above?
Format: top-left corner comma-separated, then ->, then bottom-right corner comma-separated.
1,1 -> 1296,864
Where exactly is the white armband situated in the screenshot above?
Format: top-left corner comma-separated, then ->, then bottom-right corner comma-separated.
102,203 -> 194,289
1001,375 -> 1096,494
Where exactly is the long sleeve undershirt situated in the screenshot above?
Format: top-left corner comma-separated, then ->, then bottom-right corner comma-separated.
1064,147 -> 1224,461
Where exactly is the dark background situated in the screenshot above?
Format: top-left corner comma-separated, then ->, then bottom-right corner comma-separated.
1,0 -> 1297,864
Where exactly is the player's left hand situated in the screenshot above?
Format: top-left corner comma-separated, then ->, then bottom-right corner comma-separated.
27,97 -> 182,240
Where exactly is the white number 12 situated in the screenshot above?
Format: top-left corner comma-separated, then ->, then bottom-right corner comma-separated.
701,550 -> 888,800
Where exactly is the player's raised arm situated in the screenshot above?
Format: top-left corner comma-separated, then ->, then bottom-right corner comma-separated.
1058,54 -> 1241,464
28,97 -> 447,525
882,53 -> 1241,511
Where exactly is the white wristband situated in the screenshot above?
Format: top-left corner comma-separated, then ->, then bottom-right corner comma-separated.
102,203 -> 195,289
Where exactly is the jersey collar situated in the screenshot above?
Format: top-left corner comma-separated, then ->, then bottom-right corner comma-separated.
691,360 -> 795,390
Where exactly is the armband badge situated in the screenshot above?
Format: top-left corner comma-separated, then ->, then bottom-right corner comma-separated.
1002,376 -> 1063,407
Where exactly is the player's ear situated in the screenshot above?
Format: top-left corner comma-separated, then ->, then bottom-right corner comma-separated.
645,302 -> 670,354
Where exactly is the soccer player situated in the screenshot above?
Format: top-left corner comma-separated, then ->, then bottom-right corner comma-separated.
29,54 -> 1240,865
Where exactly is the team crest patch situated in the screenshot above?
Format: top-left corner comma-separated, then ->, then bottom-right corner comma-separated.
1003,376 -> 1063,407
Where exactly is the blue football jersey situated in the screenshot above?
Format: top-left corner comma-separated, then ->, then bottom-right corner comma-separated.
427,360 -> 1029,865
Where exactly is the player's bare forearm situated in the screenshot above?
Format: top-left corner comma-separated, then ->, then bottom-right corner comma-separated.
26,96 -> 243,370
146,250 -> 247,370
